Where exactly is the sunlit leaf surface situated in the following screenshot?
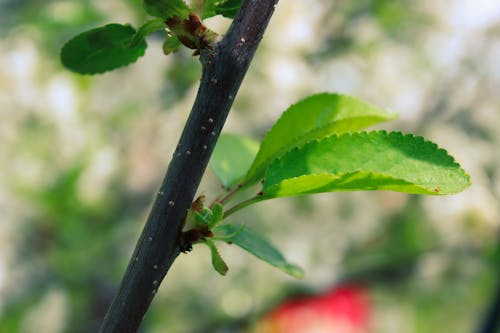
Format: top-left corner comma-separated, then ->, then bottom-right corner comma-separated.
244,93 -> 396,185
261,131 -> 470,199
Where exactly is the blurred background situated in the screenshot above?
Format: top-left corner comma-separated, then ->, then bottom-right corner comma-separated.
0,0 -> 499,332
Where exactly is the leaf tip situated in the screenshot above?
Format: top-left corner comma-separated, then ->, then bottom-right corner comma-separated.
286,264 -> 305,279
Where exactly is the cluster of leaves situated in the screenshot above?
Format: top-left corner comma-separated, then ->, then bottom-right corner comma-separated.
182,195 -> 304,277
60,0 -> 242,74
58,0 -> 470,280
182,93 -> 470,277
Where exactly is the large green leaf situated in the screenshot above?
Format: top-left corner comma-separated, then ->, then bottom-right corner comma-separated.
214,224 -> 304,278
243,93 -> 396,185
261,131 -> 470,199
61,24 -> 147,74
203,0 -> 243,19
143,0 -> 190,19
210,133 -> 260,187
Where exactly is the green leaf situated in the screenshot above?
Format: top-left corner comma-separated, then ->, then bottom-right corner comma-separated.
143,0 -> 190,19
214,224 -> 304,278
205,238 -> 228,275
202,1 -> 217,18
261,131 -> 470,199
209,203 -> 224,228
61,24 -> 147,74
243,93 -> 397,185
162,35 -> 181,54
130,18 -> 165,48
210,133 -> 260,187
203,0 -> 243,19
194,208 -> 211,226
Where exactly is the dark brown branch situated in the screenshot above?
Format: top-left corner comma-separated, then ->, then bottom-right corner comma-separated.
98,1 -> 279,332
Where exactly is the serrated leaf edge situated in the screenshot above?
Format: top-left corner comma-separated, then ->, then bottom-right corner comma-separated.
261,130 -> 470,195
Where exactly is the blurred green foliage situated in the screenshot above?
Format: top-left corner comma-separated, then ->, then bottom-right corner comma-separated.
310,0 -> 433,60
5,162 -> 146,332
0,0 -> 150,57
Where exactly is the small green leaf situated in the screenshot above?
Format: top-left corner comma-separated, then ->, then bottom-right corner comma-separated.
162,35 -> 181,54
130,18 -> 166,48
261,131 -> 470,199
205,238 -> 228,275
214,224 -> 304,278
210,133 -> 260,187
61,24 -> 147,74
194,208 -> 212,226
209,203 -> 224,228
214,0 -> 242,18
203,0 -> 243,19
143,0 -> 190,19
243,93 -> 396,185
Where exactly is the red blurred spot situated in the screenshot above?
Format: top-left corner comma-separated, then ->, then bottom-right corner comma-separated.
255,284 -> 371,333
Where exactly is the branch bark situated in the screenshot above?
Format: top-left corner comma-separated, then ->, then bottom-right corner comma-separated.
99,1 -> 279,332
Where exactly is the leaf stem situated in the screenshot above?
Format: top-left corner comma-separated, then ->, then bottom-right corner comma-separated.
218,183 -> 243,205
223,195 -> 262,218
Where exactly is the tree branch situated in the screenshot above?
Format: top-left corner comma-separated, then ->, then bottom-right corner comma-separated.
475,279 -> 500,333
99,1 -> 279,332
